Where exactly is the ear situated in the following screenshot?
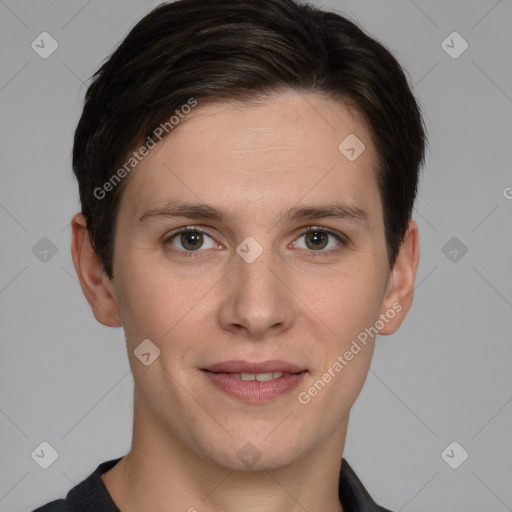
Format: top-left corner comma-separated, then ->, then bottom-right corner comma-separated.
377,219 -> 420,335
70,212 -> 122,327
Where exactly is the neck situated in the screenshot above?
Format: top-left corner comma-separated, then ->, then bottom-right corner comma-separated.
102,387 -> 347,512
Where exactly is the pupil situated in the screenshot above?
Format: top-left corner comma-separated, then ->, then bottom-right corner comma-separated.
306,231 -> 327,250
181,231 -> 203,250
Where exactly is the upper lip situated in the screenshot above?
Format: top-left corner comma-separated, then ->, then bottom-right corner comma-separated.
202,360 -> 306,374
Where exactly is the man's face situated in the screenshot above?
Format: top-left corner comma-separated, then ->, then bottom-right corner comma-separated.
109,92 -> 396,469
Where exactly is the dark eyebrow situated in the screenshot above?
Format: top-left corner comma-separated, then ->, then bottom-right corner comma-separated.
139,200 -> 369,226
280,203 -> 369,225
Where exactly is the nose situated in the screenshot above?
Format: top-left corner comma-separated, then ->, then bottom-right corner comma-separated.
217,247 -> 295,340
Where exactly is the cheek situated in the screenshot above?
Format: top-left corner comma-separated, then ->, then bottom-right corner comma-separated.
114,253 -> 217,347
297,271 -> 382,418
307,262 -> 384,340
298,262 -> 383,394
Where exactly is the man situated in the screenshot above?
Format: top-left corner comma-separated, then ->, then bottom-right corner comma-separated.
33,0 -> 426,510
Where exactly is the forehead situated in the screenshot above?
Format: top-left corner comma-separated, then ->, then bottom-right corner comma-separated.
118,91 -> 380,225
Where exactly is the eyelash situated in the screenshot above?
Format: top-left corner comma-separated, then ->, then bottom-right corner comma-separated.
163,226 -> 349,258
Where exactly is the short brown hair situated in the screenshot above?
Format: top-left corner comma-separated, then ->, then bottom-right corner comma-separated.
73,0 -> 428,278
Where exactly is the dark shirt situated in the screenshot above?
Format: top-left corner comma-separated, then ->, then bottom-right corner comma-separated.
32,457 -> 393,512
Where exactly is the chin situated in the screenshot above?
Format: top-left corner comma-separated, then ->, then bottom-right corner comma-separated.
200,432 -> 303,472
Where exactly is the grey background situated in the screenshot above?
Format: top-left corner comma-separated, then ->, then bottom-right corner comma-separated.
1,0 -> 511,510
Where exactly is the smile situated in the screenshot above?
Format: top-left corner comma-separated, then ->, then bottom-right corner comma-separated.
202,369 -> 307,403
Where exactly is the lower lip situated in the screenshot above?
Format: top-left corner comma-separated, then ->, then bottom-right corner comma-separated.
202,370 -> 307,403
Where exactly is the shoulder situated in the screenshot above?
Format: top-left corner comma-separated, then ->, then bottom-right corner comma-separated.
30,457 -> 123,512
339,458 -> 396,512
31,499 -> 67,512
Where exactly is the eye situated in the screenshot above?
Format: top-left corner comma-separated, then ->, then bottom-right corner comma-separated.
165,227 -> 219,254
293,227 -> 346,253
164,225 -> 348,258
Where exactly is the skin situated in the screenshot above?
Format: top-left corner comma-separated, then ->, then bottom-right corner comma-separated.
71,91 -> 419,512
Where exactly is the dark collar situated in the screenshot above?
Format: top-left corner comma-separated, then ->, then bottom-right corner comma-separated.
338,458 -> 393,512
62,456 -> 392,512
